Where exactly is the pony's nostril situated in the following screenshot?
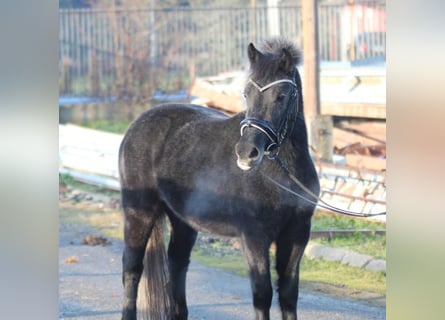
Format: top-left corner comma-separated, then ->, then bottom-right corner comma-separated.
249,148 -> 259,159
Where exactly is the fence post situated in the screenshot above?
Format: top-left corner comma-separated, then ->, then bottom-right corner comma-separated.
267,0 -> 280,36
302,0 -> 333,162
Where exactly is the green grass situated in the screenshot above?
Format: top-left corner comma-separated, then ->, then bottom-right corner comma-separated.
190,210 -> 386,296
311,210 -> 385,231
60,173 -> 120,197
191,241 -> 386,295
311,210 -> 386,259
300,257 -> 386,294
192,248 -> 248,277
315,233 -> 386,260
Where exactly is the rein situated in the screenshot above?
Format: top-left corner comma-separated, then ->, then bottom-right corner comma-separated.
262,156 -> 387,218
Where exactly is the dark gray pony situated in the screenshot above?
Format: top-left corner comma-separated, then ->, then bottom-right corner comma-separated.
119,37 -> 320,320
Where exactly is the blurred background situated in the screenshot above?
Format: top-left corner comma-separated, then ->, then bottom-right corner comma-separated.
59,0 -> 387,218
7,1 -> 445,319
59,0 -> 386,121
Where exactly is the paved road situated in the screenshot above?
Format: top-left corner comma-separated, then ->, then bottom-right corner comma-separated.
59,223 -> 385,320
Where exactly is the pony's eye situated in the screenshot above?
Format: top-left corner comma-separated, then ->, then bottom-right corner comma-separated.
277,94 -> 286,102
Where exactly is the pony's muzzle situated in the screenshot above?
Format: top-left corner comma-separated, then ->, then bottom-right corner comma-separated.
235,140 -> 264,171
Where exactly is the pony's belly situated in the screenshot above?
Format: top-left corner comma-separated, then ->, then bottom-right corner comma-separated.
181,214 -> 240,238
176,193 -> 241,237
159,183 -> 243,237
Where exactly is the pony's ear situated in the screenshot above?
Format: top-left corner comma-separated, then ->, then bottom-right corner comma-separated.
279,48 -> 294,72
248,43 -> 262,64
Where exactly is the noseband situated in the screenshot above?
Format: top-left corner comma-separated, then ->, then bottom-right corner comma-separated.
240,77 -> 299,159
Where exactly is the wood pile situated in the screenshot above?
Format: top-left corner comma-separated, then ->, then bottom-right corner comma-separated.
332,121 -> 386,172
315,160 -> 386,220
316,121 -> 386,220
189,71 -> 246,114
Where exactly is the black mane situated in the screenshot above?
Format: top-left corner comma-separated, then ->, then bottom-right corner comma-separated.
250,37 -> 302,81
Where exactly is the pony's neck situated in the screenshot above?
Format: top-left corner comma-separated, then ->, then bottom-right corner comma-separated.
288,113 -> 310,152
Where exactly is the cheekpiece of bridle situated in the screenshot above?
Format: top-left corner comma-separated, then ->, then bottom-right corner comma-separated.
240,77 -> 299,159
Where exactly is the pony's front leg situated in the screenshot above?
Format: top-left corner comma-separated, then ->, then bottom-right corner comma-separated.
241,233 -> 273,320
275,215 -> 312,320
167,213 -> 197,320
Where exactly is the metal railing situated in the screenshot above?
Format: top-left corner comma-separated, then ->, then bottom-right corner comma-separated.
59,1 -> 385,98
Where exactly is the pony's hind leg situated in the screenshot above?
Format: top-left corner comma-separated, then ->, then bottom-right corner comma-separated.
275,215 -> 312,320
121,189 -> 160,320
166,212 -> 198,320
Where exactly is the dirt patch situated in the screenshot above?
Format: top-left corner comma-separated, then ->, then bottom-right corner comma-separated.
59,183 -> 123,241
82,235 -> 111,246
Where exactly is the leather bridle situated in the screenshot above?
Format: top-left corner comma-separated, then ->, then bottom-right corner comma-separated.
240,77 -> 299,159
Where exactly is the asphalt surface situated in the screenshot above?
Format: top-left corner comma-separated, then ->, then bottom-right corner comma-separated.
59,222 -> 385,320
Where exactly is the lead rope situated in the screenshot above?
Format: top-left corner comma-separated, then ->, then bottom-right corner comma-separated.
261,156 -> 386,218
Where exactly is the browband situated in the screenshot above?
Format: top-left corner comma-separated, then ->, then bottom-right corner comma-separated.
249,78 -> 297,92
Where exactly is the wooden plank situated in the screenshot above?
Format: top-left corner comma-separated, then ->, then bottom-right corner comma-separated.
339,121 -> 386,142
320,189 -> 386,205
345,154 -> 386,171
189,79 -> 244,113
59,124 -> 122,179
333,127 -> 385,149
321,102 -> 386,119
59,168 -> 120,191
315,160 -> 386,183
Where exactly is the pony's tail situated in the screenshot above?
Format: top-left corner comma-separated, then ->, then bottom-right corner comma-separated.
137,216 -> 173,320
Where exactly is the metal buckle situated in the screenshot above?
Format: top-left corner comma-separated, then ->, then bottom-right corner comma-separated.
264,143 -> 280,160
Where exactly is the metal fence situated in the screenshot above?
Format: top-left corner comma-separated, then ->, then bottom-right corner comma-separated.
59,1 -> 386,98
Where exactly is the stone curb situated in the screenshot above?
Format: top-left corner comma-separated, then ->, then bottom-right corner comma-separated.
305,242 -> 386,273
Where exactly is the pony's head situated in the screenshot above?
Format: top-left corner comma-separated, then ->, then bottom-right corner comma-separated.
235,37 -> 302,170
